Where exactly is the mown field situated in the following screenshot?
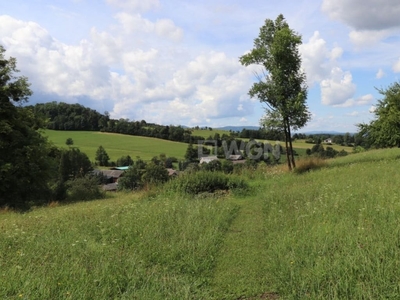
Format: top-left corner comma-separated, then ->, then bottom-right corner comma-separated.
191,128 -> 233,139
42,130 -> 188,161
2,148 -> 400,299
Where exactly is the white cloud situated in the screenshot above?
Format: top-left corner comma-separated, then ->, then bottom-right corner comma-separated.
330,46 -> 343,60
321,0 -> 400,31
346,111 -> 359,116
106,0 -> 160,12
349,29 -> 393,48
393,58 -> 400,73
115,13 -> 183,42
320,67 -> 356,106
300,31 -> 329,85
334,94 -> 374,108
0,15 -> 256,125
154,19 -> 183,41
376,68 -> 385,79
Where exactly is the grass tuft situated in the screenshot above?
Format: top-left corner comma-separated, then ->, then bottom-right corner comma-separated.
294,157 -> 327,174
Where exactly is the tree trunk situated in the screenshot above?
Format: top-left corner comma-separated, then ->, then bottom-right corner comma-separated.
287,122 -> 296,168
283,119 -> 292,171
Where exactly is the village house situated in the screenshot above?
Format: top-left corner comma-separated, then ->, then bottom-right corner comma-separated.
199,156 -> 219,164
92,169 -> 124,183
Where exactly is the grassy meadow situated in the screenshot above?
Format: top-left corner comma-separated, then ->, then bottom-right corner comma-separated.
42,130 -> 188,161
191,128 -> 233,139
42,129 -> 352,165
3,138 -> 400,298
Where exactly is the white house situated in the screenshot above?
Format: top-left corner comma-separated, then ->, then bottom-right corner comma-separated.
199,156 -> 219,164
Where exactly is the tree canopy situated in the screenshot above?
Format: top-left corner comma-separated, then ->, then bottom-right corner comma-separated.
0,45 -> 54,207
358,81 -> 400,148
240,14 -> 310,170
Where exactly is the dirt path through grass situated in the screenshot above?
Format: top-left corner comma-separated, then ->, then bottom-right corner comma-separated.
211,195 -> 277,299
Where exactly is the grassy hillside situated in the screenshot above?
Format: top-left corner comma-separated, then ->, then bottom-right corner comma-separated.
42,130 -> 188,161
42,130 -> 352,165
191,128 -> 234,139
2,148 -> 400,298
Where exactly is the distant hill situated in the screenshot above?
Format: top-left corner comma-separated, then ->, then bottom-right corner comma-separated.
215,126 -> 260,132
296,131 -> 356,135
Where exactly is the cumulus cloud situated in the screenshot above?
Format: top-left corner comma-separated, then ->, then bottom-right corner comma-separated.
300,31 -> 343,87
320,67 -> 356,106
0,14 -> 254,126
321,0 -> 400,31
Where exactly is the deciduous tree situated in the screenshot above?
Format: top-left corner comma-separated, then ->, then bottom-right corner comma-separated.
358,82 -> 400,148
240,14 -> 310,170
0,46 -> 54,207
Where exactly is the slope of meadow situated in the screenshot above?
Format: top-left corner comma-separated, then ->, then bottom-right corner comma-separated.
42,130 -> 188,161
2,148 -> 400,299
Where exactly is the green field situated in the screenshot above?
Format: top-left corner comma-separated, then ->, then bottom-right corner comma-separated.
43,130 -> 352,164
42,130 -> 188,161
191,128 -> 235,139
2,148 -> 400,298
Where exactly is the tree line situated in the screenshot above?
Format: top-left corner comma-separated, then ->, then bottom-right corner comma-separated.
30,101 -> 205,143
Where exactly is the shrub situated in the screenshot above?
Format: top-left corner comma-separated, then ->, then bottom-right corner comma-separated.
294,157 -> 327,174
200,160 -> 222,172
117,165 -> 143,191
221,160 -> 234,174
142,162 -> 169,185
165,171 -> 249,195
67,176 -> 105,201
116,155 -> 134,166
337,149 -> 348,157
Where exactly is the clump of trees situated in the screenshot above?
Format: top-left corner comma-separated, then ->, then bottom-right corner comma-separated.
117,158 -> 169,191
31,101 -> 205,144
306,144 -> 348,159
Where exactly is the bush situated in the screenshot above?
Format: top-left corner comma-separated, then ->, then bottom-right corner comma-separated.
165,171 -> 249,195
67,176 -> 105,201
200,160 -> 222,172
117,165 -> 143,191
142,162 -> 169,185
337,149 -> 348,157
294,157 -> 327,174
222,160 -> 234,174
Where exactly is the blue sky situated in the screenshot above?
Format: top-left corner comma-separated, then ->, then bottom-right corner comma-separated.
1,0 -> 400,132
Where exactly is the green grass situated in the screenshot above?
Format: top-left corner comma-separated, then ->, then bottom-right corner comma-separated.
2,148 -> 400,299
191,128 -> 232,139
0,193 -> 238,299
292,139 -> 354,152
42,130 -> 188,161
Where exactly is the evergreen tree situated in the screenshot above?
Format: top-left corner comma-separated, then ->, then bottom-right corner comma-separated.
95,145 -> 110,166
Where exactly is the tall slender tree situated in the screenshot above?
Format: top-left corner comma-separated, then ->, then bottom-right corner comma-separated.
240,14 -> 310,170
